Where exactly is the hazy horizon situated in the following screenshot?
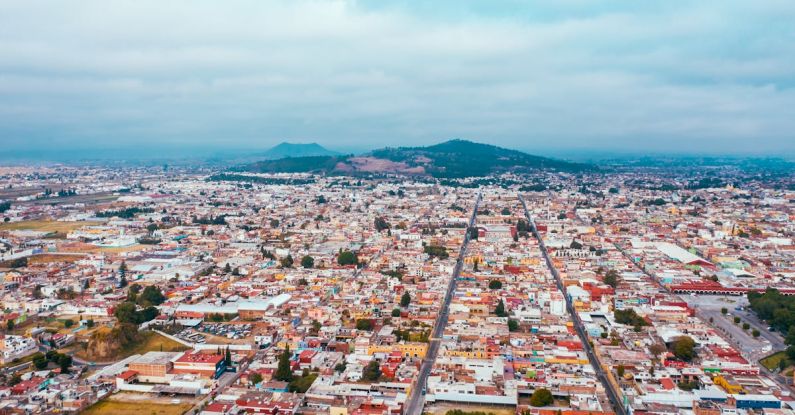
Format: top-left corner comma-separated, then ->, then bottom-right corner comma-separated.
1,1 -> 794,157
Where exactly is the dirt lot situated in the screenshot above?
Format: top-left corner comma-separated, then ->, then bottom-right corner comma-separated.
81,392 -> 195,415
0,220 -> 101,233
425,402 -> 516,415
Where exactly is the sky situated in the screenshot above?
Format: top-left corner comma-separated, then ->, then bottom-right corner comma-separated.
1,0 -> 794,158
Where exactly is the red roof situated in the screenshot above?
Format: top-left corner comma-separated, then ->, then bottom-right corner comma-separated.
117,370 -> 138,381
175,351 -> 224,364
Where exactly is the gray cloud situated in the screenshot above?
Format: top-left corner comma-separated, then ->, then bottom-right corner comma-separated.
0,0 -> 793,156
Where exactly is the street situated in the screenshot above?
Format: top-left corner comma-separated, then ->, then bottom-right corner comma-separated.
404,192 -> 481,415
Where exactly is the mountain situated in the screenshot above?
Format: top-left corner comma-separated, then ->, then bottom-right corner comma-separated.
261,142 -> 340,159
238,139 -> 591,178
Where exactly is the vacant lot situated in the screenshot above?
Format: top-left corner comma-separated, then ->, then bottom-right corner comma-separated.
760,350 -> 790,371
75,331 -> 188,362
425,403 -> 515,415
81,399 -> 192,415
28,253 -> 86,264
0,220 -> 100,233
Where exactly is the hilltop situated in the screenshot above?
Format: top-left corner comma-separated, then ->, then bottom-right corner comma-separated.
261,142 -> 340,159
238,139 -> 590,178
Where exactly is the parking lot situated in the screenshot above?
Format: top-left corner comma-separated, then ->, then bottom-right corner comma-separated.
175,323 -> 253,344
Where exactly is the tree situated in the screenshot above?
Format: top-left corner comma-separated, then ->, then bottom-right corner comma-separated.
489,280 -> 502,290
225,347 -> 232,366
495,299 -> 507,317
721,307 -> 728,315
734,316 -> 741,324
334,362 -> 347,372
63,319 -> 74,328
468,226 -> 479,240
301,255 -> 314,269
356,319 -> 373,331
508,319 -> 519,332
274,347 -> 293,382
32,353 -> 48,370
338,250 -> 358,266
649,343 -> 667,359
374,217 -> 390,232
280,254 -> 294,268
742,322 -> 750,331
249,373 -> 263,386
6,320 -> 13,331
118,261 -> 128,287
671,336 -> 697,362
146,223 -> 158,235
603,270 -> 619,288
362,360 -> 381,382
391,308 -> 401,317
752,329 -> 761,338
138,285 -> 165,306
617,365 -> 625,377
530,388 -> 553,407
400,292 -> 411,308
58,354 -> 72,374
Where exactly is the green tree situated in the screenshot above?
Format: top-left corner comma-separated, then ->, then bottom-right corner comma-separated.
280,254 -> 294,268
603,270 -> 619,288
617,364 -> 625,377
530,388 -> 553,407
374,217 -> 390,232
508,319 -> 519,332
32,353 -> 47,370
356,319 -> 373,331
400,292 -> 411,308
720,307 -> 728,315
274,347 -> 293,382
58,354 -> 73,374
249,373 -> 263,386
138,285 -> 165,306
495,299 -> 507,317
338,250 -> 358,266
734,316 -> 741,324
118,260 -> 128,287
489,280 -> 502,290
392,308 -> 401,317
671,336 -> 697,362
752,329 -> 760,338
301,255 -> 314,268
362,360 -> 381,382
6,320 -> 14,331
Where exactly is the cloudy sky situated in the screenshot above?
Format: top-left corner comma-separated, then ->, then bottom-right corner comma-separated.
1,0 -> 794,157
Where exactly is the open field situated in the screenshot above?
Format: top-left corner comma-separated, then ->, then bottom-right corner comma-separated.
58,242 -> 149,254
0,220 -> 100,233
28,253 -> 87,264
81,398 -> 193,415
74,331 -> 189,362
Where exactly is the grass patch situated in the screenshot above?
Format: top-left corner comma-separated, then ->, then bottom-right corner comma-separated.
75,331 -> 188,362
81,399 -> 192,415
760,351 -> 790,371
0,220 -> 100,233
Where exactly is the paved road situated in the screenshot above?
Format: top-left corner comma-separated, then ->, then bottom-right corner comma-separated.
404,192 -> 481,415
519,195 -> 628,415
